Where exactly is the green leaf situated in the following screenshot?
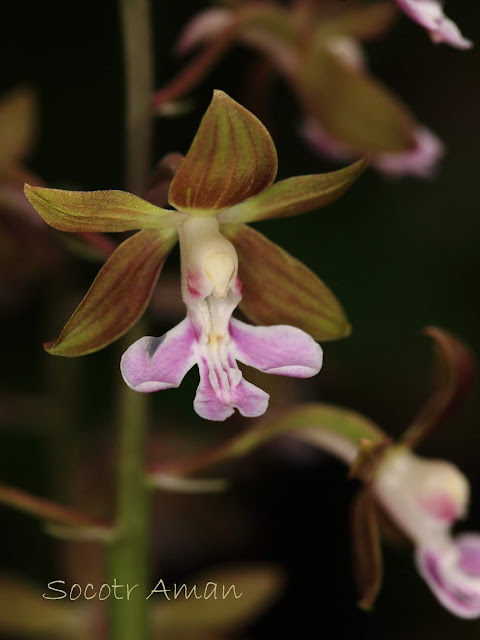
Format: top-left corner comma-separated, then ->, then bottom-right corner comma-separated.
45,229 -> 178,356
351,490 -> 383,611
0,87 -> 36,170
151,564 -> 284,636
401,326 -> 476,448
168,90 -> 278,214
297,44 -> 415,153
223,223 -> 350,341
24,185 -> 186,232
151,403 -> 385,477
219,158 -> 367,224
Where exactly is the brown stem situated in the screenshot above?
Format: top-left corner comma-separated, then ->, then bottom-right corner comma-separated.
0,483 -> 109,530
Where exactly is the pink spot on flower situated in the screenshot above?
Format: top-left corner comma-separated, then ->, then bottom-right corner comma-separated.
233,276 -> 242,295
187,268 -> 203,298
419,492 -> 461,522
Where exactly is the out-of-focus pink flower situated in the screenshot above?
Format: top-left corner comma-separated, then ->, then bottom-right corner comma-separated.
173,5 -> 296,77
396,0 -> 472,49
175,7 -> 234,55
374,446 -> 480,618
300,34 -> 444,178
372,126 -> 444,178
301,117 -> 444,178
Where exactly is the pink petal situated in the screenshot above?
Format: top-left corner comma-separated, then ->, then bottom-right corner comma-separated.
175,8 -> 235,55
430,18 -> 472,49
302,118 -> 444,179
396,0 -> 472,49
373,126 -> 444,178
231,378 -> 270,418
457,535 -> 480,577
120,317 -> 197,392
229,318 -> 323,378
416,543 -> 480,618
194,356 -> 269,421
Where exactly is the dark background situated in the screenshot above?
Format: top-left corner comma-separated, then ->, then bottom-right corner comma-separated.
0,1 -> 479,638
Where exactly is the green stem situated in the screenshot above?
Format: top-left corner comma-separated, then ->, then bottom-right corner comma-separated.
120,0 -> 153,196
107,0 -> 154,638
107,331 -> 151,640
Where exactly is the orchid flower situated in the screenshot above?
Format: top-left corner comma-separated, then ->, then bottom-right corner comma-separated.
25,91 -> 365,420
241,328 -> 478,615
396,0 -> 472,49
374,446 -> 480,618
143,326 -> 479,613
345,327 -> 479,615
120,214 -> 322,421
155,1 -> 469,170
299,36 -> 444,178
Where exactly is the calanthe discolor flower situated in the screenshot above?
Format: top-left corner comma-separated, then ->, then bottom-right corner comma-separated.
25,91 -> 365,420
121,216 -> 322,420
155,1 -> 471,174
346,327 -> 479,615
374,446 -> 480,618
142,325 -> 480,613
299,36 -> 444,178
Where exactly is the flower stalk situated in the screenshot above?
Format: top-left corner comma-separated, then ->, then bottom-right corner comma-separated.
120,0 -> 154,196
107,329 -> 152,640
106,0 -> 154,638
